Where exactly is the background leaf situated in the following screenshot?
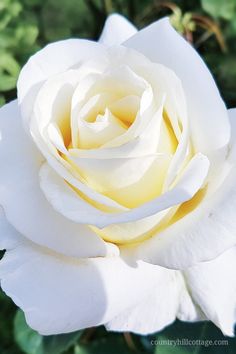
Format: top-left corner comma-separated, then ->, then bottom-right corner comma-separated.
201,0 -> 236,20
75,335 -> 132,354
14,310 -> 82,354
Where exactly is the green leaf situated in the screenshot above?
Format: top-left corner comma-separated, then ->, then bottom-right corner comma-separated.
0,30 -> 18,50
0,73 -> 17,91
0,95 -> 5,106
75,334 -> 132,354
41,0 -> 98,41
14,310 -> 82,354
0,290 -> 23,354
0,52 -> 20,77
0,0 -> 22,30
43,332 -> 83,354
146,320 -> 236,354
15,24 -> 39,47
14,311 -> 43,354
148,322 -> 207,354
201,0 -> 236,20
152,334 -> 200,354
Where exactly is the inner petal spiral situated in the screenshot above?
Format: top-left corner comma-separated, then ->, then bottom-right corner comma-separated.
31,46 -> 209,245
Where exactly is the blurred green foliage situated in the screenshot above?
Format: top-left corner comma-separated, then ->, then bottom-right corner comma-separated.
201,0 -> 236,20
14,310 -> 82,354
0,0 -> 236,353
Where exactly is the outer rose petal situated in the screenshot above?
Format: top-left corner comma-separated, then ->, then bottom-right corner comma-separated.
184,246 -> 236,336
99,13 -> 137,46
0,101 -> 118,259
17,40 -> 106,127
105,272 -> 204,335
0,228 -> 167,335
125,18 -> 230,154
107,246 -> 236,336
123,109 -> 236,269
0,207 -> 20,250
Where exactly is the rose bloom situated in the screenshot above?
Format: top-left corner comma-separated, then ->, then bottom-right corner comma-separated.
0,14 -> 236,336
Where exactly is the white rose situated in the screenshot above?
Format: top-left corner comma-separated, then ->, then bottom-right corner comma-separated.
0,14 -> 236,336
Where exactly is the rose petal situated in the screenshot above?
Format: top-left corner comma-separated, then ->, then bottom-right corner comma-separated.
106,271 -> 204,334
68,153 -> 170,194
17,39 -> 106,127
125,18 -> 230,154
70,64 -> 153,149
184,246 -> 236,336
99,13 -> 137,46
0,101 -> 117,258
123,109 -> 236,269
0,207 -> 20,250
0,233 -> 162,335
40,153 -> 209,227
31,61 -> 167,194
68,56 -> 190,193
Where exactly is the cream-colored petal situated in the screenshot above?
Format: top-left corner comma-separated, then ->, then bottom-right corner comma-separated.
99,13 -> 137,46
39,153 -> 209,228
125,17 -> 230,154
68,153 -> 169,194
17,40 -> 107,127
109,94 -> 140,125
31,117 -> 127,212
0,101 -> 116,258
71,65 -> 150,148
123,109 -> 236,269
0,235 -> 162,335
106,271 -> 204,334
77,109 -> 127,149
184,246 -> 236,336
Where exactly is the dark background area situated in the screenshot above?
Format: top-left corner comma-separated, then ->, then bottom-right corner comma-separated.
0,0 -> 236,353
